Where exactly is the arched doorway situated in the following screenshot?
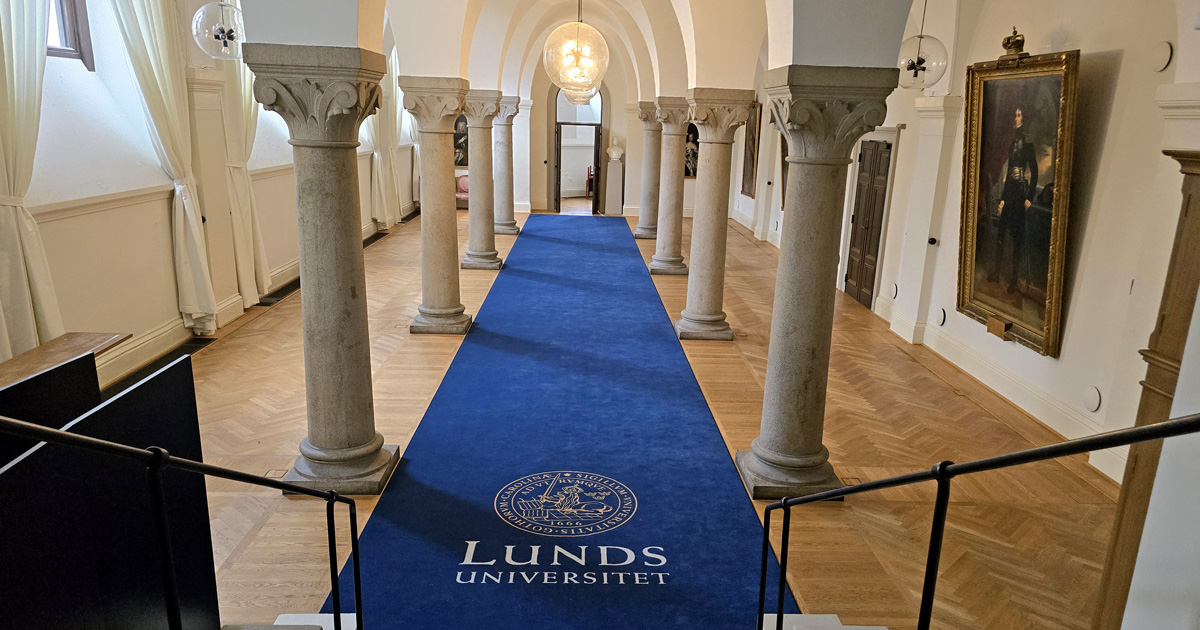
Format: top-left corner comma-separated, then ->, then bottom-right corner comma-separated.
553,89 -> 604,214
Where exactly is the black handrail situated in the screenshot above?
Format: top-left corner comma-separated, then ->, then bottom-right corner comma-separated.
757,411 -> 1200,630
0,414 -> 366,630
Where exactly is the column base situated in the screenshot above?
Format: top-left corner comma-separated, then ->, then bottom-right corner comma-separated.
632,227 -> 657,239
674,314 -> 734,341
735,449 -> 844,500
461,255 -> 504,270
410,312 -> 473,334
495,223 -> 521,235
649,257 -> 688,275
283,445 -> 400,495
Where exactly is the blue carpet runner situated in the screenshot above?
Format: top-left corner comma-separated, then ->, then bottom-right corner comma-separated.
326,214 -> 796,628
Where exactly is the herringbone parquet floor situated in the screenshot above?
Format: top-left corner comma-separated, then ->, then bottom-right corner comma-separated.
193,211 -> 1118,629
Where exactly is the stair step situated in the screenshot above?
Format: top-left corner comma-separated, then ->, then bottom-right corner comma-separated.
761,613 -> 889,630
273,614 -> 357,630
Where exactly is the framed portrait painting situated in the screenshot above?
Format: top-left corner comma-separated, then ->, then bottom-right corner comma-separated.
453,114 -> 469,167
958,46 -> 1078,357
741,102 -> 762,198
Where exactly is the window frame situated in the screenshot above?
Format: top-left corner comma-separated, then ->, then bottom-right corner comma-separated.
47,0 -> 95,72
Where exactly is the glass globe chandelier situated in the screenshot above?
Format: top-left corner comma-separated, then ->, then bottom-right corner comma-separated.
896,0 -> 948,89
543,0 -> 609,95
562,86 -> 598,106
191,2 -> 245,60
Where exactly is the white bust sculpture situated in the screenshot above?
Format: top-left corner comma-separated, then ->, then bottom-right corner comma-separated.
606,137 -> 624,161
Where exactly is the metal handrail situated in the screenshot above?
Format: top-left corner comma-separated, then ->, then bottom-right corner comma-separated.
757,411 -> 1200,630
0,413 -> 366,630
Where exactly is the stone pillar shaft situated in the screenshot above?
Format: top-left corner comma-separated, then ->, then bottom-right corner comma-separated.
650,96 -> 689,275
399,76 -> 473,334
462,89 -> 503,269
736,64 -> 897,499
633,101 -> 661,238
244,44 -> 399,494
493,96 -> 521,235
673,88 -> 754,341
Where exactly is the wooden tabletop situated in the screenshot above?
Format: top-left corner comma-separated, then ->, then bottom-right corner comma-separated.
0,333 -> 130,390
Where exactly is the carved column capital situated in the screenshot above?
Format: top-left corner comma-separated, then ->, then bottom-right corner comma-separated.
398,76 -> 470,134
638,100 -> 663,131
764,64 -> 898,164
656,96 -> 691,135
688,88 -> 756,144
243,44 -> 385,147
495,95 -> 521,126
463,89 -> 503,127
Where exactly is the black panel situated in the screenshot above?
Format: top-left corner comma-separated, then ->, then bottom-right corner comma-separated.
0,353 -> 101,465
0,356 -> 220,630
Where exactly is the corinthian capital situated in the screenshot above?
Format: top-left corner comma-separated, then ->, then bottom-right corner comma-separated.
764,65 -> 898,163
463,89 -> 502,127
638,101 -> 663,131
496,96 -> 521,125
243,44 -> 385,147
398,76 -> 470,134
687,88 -> 755,144
656,96 -> 691,135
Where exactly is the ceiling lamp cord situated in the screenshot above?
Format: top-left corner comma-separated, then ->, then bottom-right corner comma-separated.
578,0 -> 583,23
916,0 -> 929,65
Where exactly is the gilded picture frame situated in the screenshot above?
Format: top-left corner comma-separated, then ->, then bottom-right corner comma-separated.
958,48 -> 1078,357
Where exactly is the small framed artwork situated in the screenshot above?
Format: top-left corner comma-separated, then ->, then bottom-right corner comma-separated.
453,114 -> 469,167
741,102 -> 762,198
958,32 -> 1079,357
684,123 -> 699,178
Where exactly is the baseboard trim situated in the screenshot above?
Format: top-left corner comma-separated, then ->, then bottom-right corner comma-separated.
873,295 -> 895,323
270,258 -> 300,292
398,201 -> 417,220
731,207 -> 755,232
1088,447 -> 1130,482
919,326 -> 1118,480
215,293 -> 245,329
362,221 -> 378,240
561,188 -> 587,198
623,205 -> 640,216
515,202 -> 531,214
95,317 -> 193,389
888,308 -> 925,344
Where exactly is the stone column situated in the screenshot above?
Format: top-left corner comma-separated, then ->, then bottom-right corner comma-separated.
493,96 -> 521,235
649,96 -> 690,275
673,89 -> 754,340
398,76 -> 473,334
461,89 -> 503,270
632,101 -> 661,239
736,65 -> 897,499
244,44 -> 399,494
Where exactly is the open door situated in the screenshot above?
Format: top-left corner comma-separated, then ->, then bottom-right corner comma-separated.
554,123 -> 562,213
592,126 -> 603,214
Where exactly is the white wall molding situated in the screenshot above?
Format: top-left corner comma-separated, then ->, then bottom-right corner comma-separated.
873,295 -> 896,323
249,162 -> 296,180
95,317 -> 193,388
515,202 -> 531,214
920,325 -> 1116,479
29,184 -> 174,224
269,258 -> 301,291
623,204 -> 640,216
215,294 -> 245,329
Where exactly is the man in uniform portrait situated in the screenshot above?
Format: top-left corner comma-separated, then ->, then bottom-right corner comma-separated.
990,106 -> 1038,294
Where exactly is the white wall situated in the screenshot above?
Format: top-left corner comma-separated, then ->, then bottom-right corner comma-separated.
27,4 -> 387,387
865,0 -> 1180,479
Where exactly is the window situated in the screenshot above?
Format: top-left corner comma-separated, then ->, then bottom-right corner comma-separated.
48,0 -> 95,71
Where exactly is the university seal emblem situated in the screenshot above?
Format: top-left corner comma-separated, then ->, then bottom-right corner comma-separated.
494,471 -> 637,537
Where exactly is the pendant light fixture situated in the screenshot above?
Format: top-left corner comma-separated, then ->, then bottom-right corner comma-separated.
191,2 -> 245,60
543,0 -> 609,95
896,0 -> 948,89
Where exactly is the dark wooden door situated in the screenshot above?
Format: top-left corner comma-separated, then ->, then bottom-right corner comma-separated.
553,123 -> 562,213
592,126 -> 603,214
844,140 -> 892,308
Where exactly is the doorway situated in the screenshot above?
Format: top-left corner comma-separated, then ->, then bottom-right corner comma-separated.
843,139 -> 893,308
553,89 -> 603,214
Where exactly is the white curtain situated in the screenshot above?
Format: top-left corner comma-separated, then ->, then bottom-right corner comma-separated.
0,0 -> 66,362
362,48 -> 400,229
222,0 -> 270,308
111,0 -> 218,334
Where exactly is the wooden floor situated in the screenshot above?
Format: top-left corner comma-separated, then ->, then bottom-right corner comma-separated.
193,211 -> 1118,629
